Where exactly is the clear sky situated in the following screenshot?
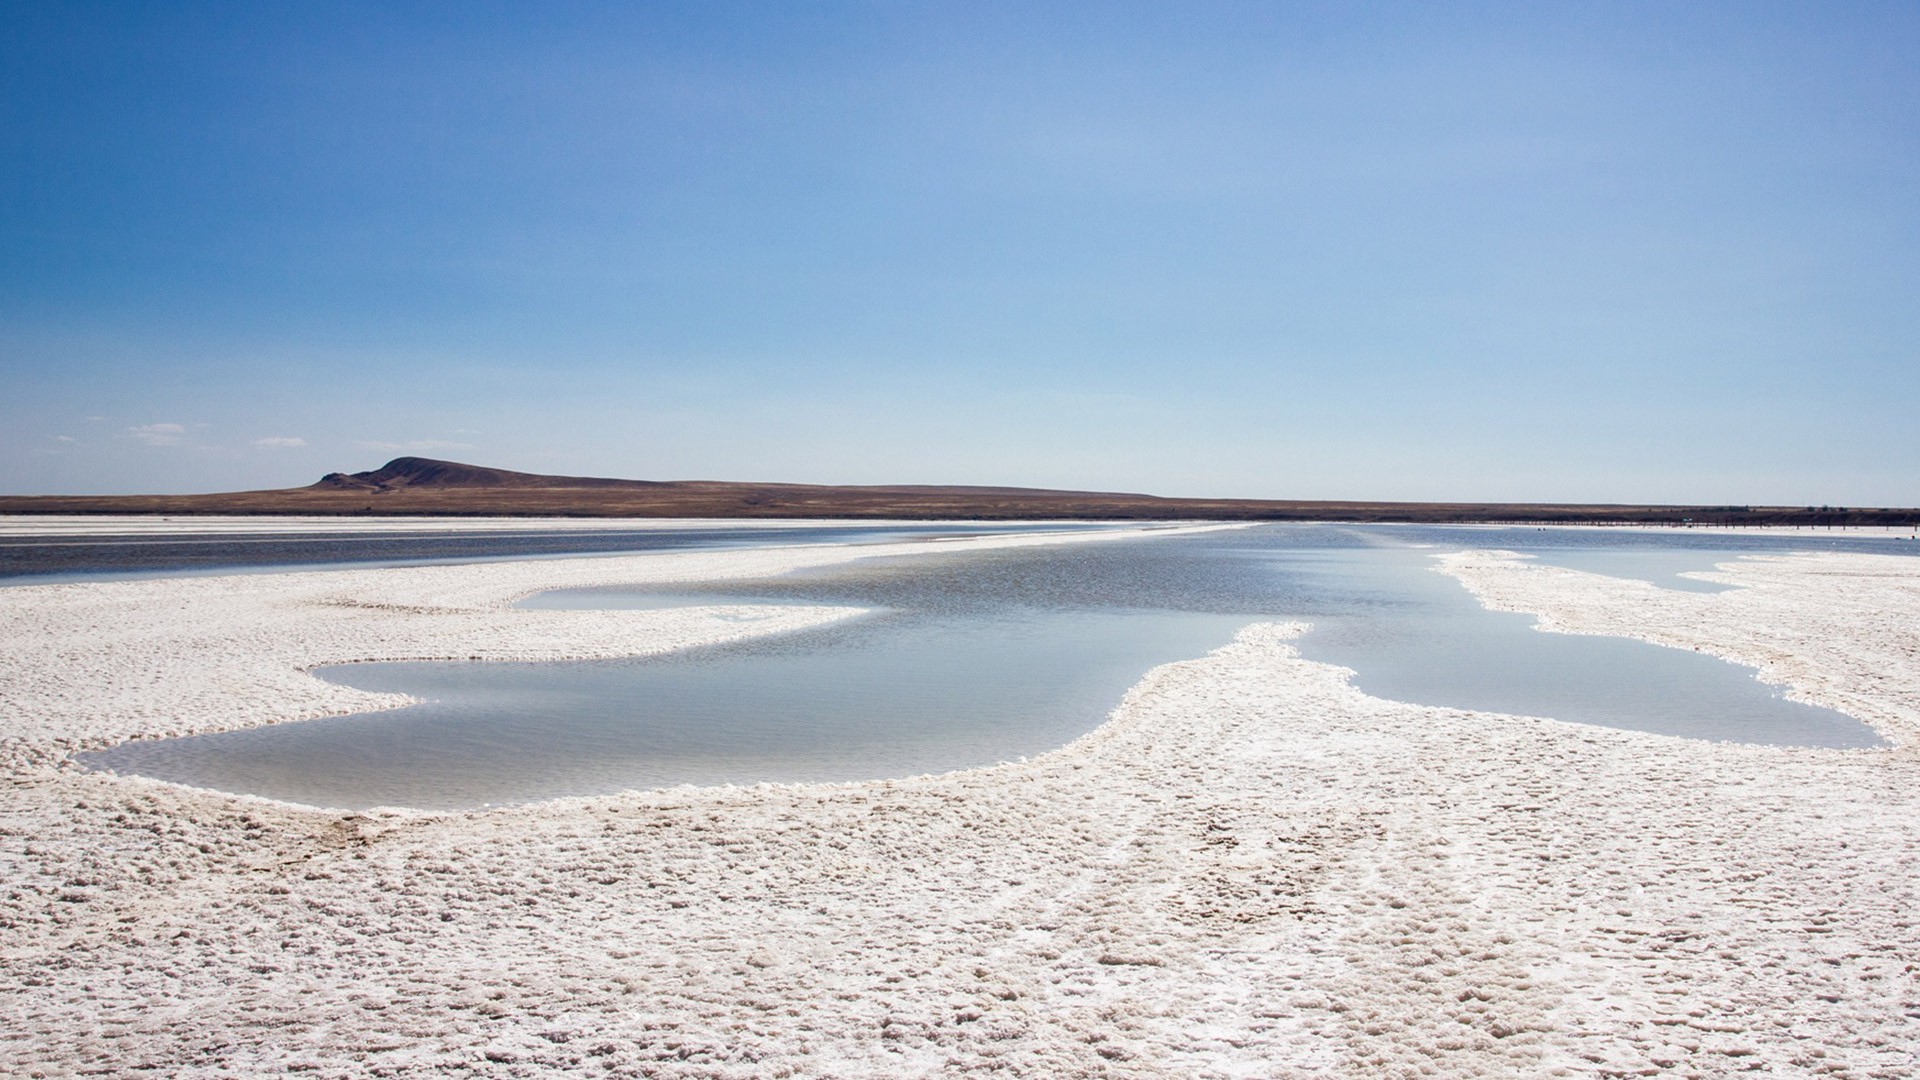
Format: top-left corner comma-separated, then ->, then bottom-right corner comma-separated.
3,2 -> 1915,503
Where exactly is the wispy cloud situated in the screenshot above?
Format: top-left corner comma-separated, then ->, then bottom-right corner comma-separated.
31,435 -> 78,457
355,439 -> 476,453
251,436 -> 307,448
126,423 -> 187,447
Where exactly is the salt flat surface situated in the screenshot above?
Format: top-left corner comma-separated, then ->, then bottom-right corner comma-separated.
2,531 -> 1916,1077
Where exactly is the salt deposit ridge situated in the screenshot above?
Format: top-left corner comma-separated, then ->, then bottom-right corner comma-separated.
2,526 -> 1916,1077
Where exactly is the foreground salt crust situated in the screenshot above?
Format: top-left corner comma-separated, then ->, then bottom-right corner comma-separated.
3,537 -> 1917,1077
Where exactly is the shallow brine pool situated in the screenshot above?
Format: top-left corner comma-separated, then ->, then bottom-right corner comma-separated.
78,525 -> 1887,809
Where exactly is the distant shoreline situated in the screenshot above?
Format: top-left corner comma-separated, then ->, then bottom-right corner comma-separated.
2,513 -> 1916,536
2,496 -> 1911,528
5,455 -> 1914,527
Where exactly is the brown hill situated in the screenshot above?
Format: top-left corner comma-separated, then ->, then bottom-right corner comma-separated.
1,457 -> 1914,527
312,457 -> 1120,499
314,457 -> 666,492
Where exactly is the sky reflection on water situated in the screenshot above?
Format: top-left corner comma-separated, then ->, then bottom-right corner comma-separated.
77,524 -> 1893,809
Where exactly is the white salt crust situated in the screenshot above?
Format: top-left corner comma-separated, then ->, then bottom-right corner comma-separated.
2,537 -> 1917,1078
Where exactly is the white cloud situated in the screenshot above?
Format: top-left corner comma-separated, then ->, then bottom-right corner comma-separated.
52,434 -> 76,442
252,436 -> 307,448
126,423 -> 187,447
355,439 -> 476,453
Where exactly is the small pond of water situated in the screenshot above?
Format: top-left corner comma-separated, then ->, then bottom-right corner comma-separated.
77,525 -> 1891,809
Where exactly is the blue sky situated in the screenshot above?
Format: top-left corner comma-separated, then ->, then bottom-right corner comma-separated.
3,2 -> 1915,503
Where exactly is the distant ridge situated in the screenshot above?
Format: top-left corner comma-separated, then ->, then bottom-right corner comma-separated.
314,457 -> 663,492
2,457 -> 1914,526
312,457 -> 1136,499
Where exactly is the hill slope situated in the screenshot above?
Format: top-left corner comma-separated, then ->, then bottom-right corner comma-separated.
314,457 -> 666,492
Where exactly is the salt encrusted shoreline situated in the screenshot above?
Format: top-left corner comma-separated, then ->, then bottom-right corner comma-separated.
1435,549 -> 1920,743
3,536 -> 1917,1077
0,516 -> 1129,538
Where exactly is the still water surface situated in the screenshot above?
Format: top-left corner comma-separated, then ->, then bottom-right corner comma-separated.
78,525 -> 1891,809
0,521 -> 1121,585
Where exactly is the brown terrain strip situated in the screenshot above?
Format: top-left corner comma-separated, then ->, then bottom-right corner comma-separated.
1,456 -> 1913,526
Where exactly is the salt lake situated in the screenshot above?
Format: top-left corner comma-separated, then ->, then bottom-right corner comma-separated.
73,524 -> 1894,809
